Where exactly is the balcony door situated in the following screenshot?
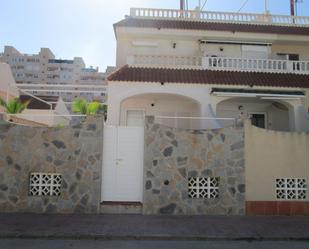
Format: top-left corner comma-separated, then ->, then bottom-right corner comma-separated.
241,45 -> 269,59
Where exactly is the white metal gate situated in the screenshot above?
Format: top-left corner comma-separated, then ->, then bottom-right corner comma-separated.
101,125 -> 144,202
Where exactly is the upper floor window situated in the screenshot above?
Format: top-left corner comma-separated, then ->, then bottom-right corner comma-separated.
276,53 -> 299,61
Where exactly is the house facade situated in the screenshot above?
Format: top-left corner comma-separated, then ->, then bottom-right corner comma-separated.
107,8 -> 309,131
0,7 -> 309,216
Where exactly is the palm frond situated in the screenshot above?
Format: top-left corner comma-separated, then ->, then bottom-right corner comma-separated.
72,99 -> 103,115
87,102 -> 101,115
0,97 -> 8,109
72,98 -> 88,114
1,98 -> 28,114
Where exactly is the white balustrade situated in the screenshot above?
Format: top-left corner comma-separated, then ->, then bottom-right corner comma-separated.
203,56 -> 309,74
130,8 -> 309,27
128,54 -> 309,74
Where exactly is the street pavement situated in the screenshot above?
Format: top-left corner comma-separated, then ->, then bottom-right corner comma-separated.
0,239 -> 309,249
1,214 -> 309,241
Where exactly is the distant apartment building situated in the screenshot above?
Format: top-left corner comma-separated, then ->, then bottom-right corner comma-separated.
0,46 -> 108,105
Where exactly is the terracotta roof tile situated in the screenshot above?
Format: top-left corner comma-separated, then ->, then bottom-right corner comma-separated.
108,65 -> 309,88
114,18 -> 309,36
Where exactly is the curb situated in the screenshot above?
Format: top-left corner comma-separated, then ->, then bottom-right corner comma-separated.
1,234 -> 309,241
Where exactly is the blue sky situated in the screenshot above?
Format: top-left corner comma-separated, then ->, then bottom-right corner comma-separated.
1,0 -> 308,71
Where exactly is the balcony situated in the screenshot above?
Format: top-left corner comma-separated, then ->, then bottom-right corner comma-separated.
127,54 -> 309,74
204,57 -> 309,74
130,8 -> 309,27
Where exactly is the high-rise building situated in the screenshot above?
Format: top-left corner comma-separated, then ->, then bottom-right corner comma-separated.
0,46 -> 108,105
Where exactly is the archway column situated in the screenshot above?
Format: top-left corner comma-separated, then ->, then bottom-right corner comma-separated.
286,100 -> 303,132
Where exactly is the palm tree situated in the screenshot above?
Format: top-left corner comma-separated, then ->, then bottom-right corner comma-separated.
72,98 -> 88,114
0,97 -> 30,114
72,98 -> 102,115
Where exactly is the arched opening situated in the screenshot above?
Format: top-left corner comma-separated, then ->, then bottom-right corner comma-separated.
120,93 -> 201,128
216,97 -> 291,131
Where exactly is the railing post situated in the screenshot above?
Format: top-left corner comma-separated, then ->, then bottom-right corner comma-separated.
130,8 -> 136,17
287,61 -> 294,73
202,57 -> 210,68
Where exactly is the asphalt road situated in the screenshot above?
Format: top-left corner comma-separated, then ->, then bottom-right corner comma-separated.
0,239 -> 309,249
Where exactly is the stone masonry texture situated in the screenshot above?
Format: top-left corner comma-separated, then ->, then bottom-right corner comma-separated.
0,116 -> 103,214
143,116 -> 245,215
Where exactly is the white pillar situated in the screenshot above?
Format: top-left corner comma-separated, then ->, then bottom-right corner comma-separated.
287,100 -> 302,132
106,99 -> 121,126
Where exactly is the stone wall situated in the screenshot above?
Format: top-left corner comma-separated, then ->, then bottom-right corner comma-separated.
0,116 -> 103,213
144,116 -> 245,215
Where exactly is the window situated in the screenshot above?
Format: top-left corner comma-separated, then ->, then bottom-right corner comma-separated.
188,177 -> 219,199
276,53 -> 299,61
249,112 -> 266,129
29,173 -> 62,196
276,178 -> 307,200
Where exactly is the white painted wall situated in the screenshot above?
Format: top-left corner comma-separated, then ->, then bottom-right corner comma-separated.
201,44 -> 242,57
0,63 -> 19,99
107,82 -> 307,131
117,37 -> 200,67
19,109 -> 56,126
19,98 -> 70,127
120,94 -> 200,128
115,27 -> 309,67
107,82 -> 220,128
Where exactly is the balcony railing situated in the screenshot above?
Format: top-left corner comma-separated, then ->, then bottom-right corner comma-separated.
130,8 -> 309,27
204,56 -> 309,74
128,54 -> 309,74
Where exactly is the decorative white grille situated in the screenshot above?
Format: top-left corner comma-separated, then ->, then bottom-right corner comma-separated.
188,177 -> 219,199
29,173 -> 62,196
276,178 -> 307,200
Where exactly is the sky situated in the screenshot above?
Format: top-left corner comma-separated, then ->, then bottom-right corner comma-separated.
1,0 -> 309,71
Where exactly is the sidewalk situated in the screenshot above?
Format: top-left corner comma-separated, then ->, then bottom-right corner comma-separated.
0,214 -> 309,241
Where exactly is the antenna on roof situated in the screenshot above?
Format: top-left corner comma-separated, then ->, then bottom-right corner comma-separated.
264,0 -> 269,13
290,0 -> 295,16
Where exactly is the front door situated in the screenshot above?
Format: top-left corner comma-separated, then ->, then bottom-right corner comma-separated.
102,125 -> 144,202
